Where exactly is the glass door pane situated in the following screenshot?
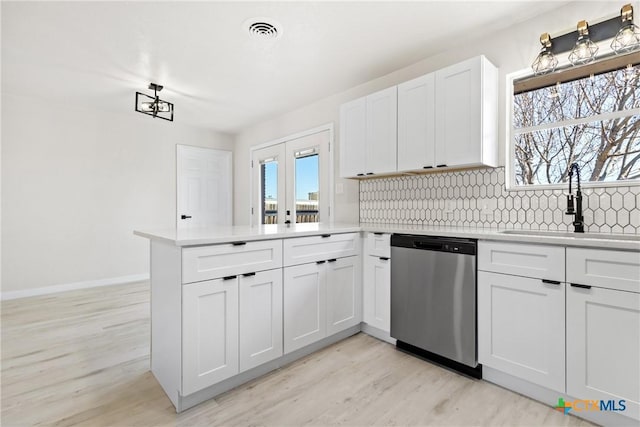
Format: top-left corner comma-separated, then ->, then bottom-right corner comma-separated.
295,153 -> 319,223
261,160 -> 279,224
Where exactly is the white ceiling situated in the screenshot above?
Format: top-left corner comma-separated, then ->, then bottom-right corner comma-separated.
2,1 -> 572,134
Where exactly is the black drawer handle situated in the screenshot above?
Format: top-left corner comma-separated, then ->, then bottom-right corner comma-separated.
327,259 -> 337,263
242,272 -> 256,277
231,241 -> 247,246
423,166 -> 433,169
380,257 -> 390,261
321,234 -> 331,238
357,173 -> 365,177
373,232 -> 383,236
571,283 -> 592,289
316,260 -> 326,264
223,275 -> 237,281
366,172 -> 374,175
436,164 -> 447,168
542,279 -> 561,285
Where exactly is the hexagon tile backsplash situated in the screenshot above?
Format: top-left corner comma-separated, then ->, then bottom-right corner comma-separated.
359,167 -> 640,234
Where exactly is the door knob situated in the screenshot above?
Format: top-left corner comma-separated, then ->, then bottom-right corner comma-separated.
181,215 -> 192,220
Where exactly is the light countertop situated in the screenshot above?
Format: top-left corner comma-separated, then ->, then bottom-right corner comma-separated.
134,222 -> 640,251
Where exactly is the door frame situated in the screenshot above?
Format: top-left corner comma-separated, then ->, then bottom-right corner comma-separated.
248,123 -> 335,226
176,144 -> 232,229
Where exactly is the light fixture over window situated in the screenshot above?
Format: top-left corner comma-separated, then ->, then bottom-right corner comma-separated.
530,4 -> 640,75
532,33 -> 558,75
568,20 -> 599,66
611,4 -> 640,54
135,83 -> 174,122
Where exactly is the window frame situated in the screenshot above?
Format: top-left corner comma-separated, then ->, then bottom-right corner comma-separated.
248,123 -> 335,226
506,56 -> 640,191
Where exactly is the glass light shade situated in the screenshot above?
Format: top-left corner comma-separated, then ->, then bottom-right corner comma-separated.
532,49 -> 558,75
568,36 -> 599,66
611,23 -> 640,54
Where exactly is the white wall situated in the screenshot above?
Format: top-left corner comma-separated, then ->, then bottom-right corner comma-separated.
1,93 -> 233,294
233,1 -> 616,225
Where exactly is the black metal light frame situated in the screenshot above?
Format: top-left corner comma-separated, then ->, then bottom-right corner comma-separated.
135,83 -> 174,122
547,15 -> 625,55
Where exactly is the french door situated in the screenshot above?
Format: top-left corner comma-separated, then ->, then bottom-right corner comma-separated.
252,129 -> 330,226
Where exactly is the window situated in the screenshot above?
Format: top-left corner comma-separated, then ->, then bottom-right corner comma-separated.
511,60 -> 640,187
251,127 -> 331,226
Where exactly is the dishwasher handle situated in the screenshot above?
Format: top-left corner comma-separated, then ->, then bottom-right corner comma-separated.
413,241 -> 444,250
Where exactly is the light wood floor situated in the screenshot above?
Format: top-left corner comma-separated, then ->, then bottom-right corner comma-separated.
2,282 -> 594,427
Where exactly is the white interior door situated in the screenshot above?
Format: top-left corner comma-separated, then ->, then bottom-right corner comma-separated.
177,145 -> 232,229
285,130 -> 330,224
251,144 -> 286,226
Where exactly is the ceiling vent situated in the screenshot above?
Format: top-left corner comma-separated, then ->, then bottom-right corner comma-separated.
245,18 -> 282,40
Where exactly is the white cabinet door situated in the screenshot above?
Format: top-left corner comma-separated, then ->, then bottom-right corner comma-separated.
397,73 -> 435,171
434,56 -> 497,168
239,269 -> 283,372
283,262 -> 327,354
365,86 -> 397,175
363,255 -> 391,332
326,256 -> 362,335
339,97 -> 367,178
182,277 -> 239,396
567,285 -> 640,421
478,271 -> 565,392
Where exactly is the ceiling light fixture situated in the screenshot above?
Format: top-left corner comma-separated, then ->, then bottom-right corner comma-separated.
568,20 -> 599,66
245,18 -> 282,40
611,4 -> 640,54
135,83 -> 174,122
532,33 -> 558,75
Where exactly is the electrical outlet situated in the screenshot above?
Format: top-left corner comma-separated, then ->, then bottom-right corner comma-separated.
480,198 -> 497,219
444,200 -> 455,213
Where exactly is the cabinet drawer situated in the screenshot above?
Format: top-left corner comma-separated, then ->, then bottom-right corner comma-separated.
567,248 -> 640,293
283,233 -> 360,267
365,232 -> 391,258
478,241 -> 564,282
182,240 -> 283,284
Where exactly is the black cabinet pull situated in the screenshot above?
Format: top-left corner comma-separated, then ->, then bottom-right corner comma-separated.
436,164 -> 447,168
327,259 -> 337,263
223,275 -> 237,281
356,173 -> 365,177
366,172 -> 375,175
321,234 -> 331,238
373,232 -> 383,236
380,257 -> 390,261
542,279 -> 561,285
423,166 -> 433,169
571,283 -> 592,289
242,272 -> 256,277
316,260 -> 326,264
231,241 -> 247,246
180,215 -> 192,220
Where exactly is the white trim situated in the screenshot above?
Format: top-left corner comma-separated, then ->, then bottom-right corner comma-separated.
0,273 -> 149,301
249,123 -> 335,226
514,108 -> 640,135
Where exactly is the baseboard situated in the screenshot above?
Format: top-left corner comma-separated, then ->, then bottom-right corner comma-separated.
360,322 -> 396,345
1,273 -> 150,301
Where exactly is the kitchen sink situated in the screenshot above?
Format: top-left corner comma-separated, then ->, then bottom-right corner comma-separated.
499,229 -> 640,241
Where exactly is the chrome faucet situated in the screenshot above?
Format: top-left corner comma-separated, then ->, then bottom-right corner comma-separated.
565,162 -> 585,233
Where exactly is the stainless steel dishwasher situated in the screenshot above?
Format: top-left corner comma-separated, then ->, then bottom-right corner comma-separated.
390,234 -> 481,378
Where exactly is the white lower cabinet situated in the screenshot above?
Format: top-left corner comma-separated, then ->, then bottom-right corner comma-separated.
567,285 -> 640,420
283,262 -> 327,354
284,255 -> 361,354
182,277 -> 239,396
363,255 -> 391,332
239,269 -> 283,372
326,256 -> 362,335
478,271 -> 565,392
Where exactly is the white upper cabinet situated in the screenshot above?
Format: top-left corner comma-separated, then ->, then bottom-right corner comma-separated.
397,73 -> 436,171
435,55 -> 498,168
365,86 -> 398,175
340,55 -> 498,178
339,97 -> 367,178
340,87 -> 397,178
